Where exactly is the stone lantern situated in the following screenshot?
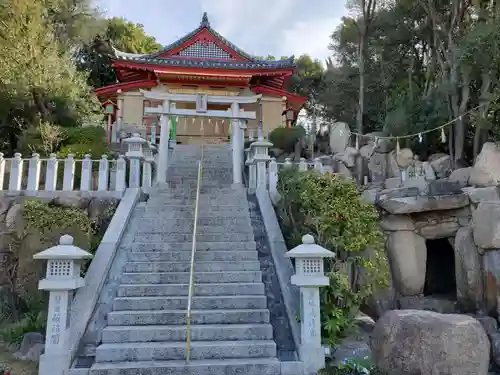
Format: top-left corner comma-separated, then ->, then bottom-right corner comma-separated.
285,234 -> 336,375
124,133 -> 147,159
250,139 -> 273,191
124,133 -> 147,188
33,235 -> 93,375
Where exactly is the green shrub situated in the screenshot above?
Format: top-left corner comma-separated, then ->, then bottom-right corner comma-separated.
276,169 -> 388,345
0,310 -> 46,346
58,143 -> 107,159
63,126 -> 106,145
269,126 -> 305,153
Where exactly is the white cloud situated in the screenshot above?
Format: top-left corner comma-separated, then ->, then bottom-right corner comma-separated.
281,17 -> 340,61
100,0 -> 348,61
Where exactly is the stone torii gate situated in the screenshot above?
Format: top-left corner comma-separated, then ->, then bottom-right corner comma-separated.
141,91 -> 261,185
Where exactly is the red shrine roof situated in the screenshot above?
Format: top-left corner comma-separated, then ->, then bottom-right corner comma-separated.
96,12 -> 306,105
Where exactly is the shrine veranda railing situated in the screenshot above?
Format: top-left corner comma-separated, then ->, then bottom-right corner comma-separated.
0,153 -> 155,195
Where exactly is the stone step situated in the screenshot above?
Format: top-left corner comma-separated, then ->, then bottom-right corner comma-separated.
146,199 -> 249,208
117,282 -> 264,297
101,323 -> 274,343
133,232 -> 255,243
152,186 -> 246,194
141,207 -> 250,219
136,224 -> 254,235
152,191 -> 246,199
128,250 -> 258,262
123,261 -> 261,273
90,358 -> 281,375
95,340 -> 277,362
137,217 -> 252,229
113,295 -> 267,311
131,241 -> 257,252
107,309 -> 270,326
121,271 -> 262,284
162,182 -> 235,189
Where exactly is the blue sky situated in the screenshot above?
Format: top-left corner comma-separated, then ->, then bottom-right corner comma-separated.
97,0 -> 348,62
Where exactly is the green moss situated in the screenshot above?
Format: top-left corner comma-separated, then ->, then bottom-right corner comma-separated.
22,200 -> 92,236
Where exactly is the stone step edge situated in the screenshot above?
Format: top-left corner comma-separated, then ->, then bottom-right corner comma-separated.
90,357 -> 281,371
118,282 -> 264,288
114,295 -> 265,301
97,340 -> 276,349
108,308 -> 269,315
103,323 -> 272,331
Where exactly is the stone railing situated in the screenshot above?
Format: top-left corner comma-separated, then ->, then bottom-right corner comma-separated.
0,134 -> 156,198
0,153 -> 154,197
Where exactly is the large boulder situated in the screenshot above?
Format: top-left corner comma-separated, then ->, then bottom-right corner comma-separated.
454,227 -> 483,312
372,310 -> 490,375
386,231 -> 426,296
429,155 -> 452,178
470,142 -> 500,187
472,201 -> 500,249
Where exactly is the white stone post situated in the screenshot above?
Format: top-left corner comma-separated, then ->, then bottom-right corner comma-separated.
251,140 -> 272,192
314,157 -> 323,173
110,122 -> 118,143
109,162 -> 117,191
117,97 -> 124,134
98,155 -> 109,191
27,153 -> 41,192
268,157 -> 280,205
8,153 -> 23,191
115,155 -> 127,192
231,102 -> 243,185
80,154 -> 92,191
248,129 -> 255,142
34,235 -> 92,375
157,100 -> 170,184
284,157 -> 293,169
245,148 -> 257,192
285,234 -> 336,375
150,125 -> 157,145
0,153 -> 5,190
299,157 -> 308,172
62,154 -> 75,192
124,133 -> 146,188
142,160 -> 153,190
45,154 -> 58,191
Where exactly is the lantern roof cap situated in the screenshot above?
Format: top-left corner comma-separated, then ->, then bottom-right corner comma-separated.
33,235 -> 93,260
285,234 -> 336,259
124,133 -> 147,144
250,139 -> 273,148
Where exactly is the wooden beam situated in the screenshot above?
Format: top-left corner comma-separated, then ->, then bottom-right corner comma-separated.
140,90 -> 262,105
144,107 -> 256,120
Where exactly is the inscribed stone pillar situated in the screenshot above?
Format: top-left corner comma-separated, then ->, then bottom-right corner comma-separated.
231,102 -> 242,185
157,100 -> 170,184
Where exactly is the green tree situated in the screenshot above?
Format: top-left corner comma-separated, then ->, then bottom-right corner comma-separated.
0,0 -> 101,153
77,17 -> 162,88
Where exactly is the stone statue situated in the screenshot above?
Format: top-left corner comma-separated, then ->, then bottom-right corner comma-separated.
329,122 -> 351,155
360,134 -> 398,183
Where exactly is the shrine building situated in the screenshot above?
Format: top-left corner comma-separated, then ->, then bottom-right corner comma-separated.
95,12 -> 307,144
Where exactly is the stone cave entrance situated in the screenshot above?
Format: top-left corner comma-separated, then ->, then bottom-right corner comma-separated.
423,238 -> 457,298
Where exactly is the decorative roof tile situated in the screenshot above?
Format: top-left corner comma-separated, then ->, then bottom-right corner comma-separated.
111,12 -> 296,71
113,54 -> 296,70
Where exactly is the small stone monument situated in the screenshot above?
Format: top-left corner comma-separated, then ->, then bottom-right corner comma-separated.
285,234 -> 336,375
34,235 -> 93,375
329,122 -> 351,155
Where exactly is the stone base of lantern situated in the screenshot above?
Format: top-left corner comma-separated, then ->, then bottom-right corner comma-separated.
299,344 -> 326,375
39,352 -> 71,375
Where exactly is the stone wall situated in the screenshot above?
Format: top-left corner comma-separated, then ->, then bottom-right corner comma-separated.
365,143 -> 500,316
0,195 -> 118,303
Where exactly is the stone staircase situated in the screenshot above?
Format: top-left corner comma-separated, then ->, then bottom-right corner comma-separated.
89,145 -> 288,375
